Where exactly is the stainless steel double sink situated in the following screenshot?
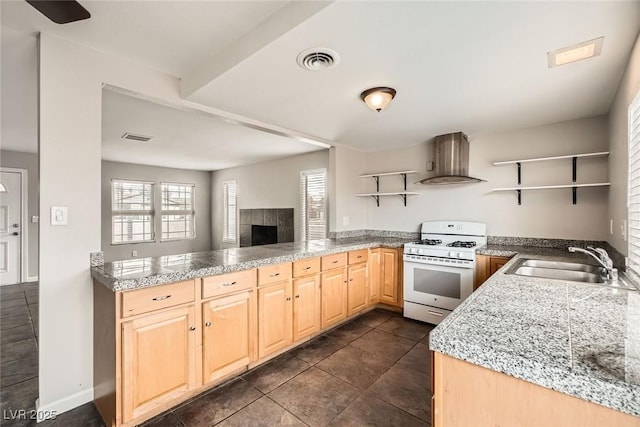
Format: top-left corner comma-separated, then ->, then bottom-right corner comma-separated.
504,258 -> 607,284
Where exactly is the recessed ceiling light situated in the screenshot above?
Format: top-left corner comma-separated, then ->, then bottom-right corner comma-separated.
547,37 -> 604,68
121,132 -> 153,143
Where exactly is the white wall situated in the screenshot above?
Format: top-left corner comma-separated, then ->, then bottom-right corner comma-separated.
210,150 -> 328,249
362,116 -> 609,240
101,161 -> 212,262
609,33 -> 640,255
39,33 -> 182,414
329,145 -> 368,233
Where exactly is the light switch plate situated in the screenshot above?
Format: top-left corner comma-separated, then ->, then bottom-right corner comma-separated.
31,216 -> 39,223
51,207 -> 68,226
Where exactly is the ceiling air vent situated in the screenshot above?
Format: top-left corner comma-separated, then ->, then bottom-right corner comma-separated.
297,48 -> 340,71
121,133 -> 153,143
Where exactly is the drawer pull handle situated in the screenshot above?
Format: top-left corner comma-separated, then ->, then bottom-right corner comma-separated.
332,260 -> 338,264
357,256 -> 362,258
223,281 -> 237,287
270,273 -> 280,277
304,266 -> 312,270
152,295 -> 172,301
286,297 -> 292,301
190,326 -> 196,331
295,295 -> 300,298
205,322 -> 212,327
427,310 -> 444,317
349,278 -> 353,282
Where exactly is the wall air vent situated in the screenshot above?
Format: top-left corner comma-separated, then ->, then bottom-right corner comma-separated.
121,133 -> 153,143
297,48 -> 340,71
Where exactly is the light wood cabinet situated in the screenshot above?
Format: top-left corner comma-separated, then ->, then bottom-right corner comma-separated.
368,249 -> 380,304
379,248 -> 402,306
347,262 -> 367,316
121,305 -> 197,423
202,291 -> 256,384
475,255 -> 512,290
292,275 -> 321,341
321,267 -> 348,329
258,281 -> 293,358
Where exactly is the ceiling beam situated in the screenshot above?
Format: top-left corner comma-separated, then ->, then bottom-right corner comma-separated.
181,1 -> 333,99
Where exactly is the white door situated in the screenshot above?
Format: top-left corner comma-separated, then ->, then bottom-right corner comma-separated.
0,171 -> 22,285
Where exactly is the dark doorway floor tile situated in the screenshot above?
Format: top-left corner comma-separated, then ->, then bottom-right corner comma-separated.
243,353 -> 309,394
330,393 -> 427,427
172,379 -> 262,426
396,343 -> 430,376
268,367 -> 359,426
0,377 -> 38,413
39,402 -> 106,427
215,396 -> 305,427
369,365 -> 431,421
1,352 -> 38,387
1,313 -> 32,331
1,338 -> 38,364
316,345 -> 394,390
355,309 -> 394,328
289,335 -> 343,365
1,325 -> 35,346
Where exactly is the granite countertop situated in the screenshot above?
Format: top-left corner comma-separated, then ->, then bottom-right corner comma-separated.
430,248 -> 640,418
91,236 -> 411,292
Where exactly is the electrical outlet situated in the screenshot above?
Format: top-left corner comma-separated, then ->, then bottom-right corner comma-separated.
621,220 -> 627,241
132,251 -> 138,257
342,216 -> 350,226
50,207 -> 68,226
610,219 -> 613,235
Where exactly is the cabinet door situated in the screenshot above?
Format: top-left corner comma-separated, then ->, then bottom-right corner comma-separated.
122,305 -> 197,423
368,249 -> 380,304
202,291 -> 256,384
258,281 -> 293,358
379,248 -> 399,305
490,257 -> 511,275
293,275 -> 321,341
321,268 -> 348,329
474,255 -> 490,290
347,263 -> 367,316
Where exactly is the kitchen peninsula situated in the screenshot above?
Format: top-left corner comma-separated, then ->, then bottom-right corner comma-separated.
91,236 -> 410,427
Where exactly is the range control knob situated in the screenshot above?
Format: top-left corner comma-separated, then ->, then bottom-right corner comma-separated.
449,251 -> 456,257
458,252 -> 465,258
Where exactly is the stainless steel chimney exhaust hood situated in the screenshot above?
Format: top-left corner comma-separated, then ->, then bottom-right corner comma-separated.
417,132 -> 485,185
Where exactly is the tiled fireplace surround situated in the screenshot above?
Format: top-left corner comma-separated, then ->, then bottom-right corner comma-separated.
239,208 -> 294,247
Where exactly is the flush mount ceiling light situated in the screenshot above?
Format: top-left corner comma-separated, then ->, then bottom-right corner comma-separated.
360,87 -> 397,112
547,37 -> 604,68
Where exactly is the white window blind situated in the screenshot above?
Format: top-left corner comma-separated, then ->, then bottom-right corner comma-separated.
223,180 -> 237,242
111,180 -> 154,244
160,183 -> 195,241
300,169 -> 327,241
628,91 -> 640,279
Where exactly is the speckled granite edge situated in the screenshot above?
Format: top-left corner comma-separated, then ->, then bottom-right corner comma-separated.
92,238 -> 410,292
430,251 -> 640,417
329,229 -> 420,239
90,252 -> 104,267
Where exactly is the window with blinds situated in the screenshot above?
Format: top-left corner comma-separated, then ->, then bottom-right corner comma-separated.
300,169 -> 327,241
223,180 -> 237,242
628,91 -> 640,279
160,183 -> 195,241
111,180 -> 155,244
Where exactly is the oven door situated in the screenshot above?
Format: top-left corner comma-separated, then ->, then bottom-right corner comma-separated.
403,260 -> 474,311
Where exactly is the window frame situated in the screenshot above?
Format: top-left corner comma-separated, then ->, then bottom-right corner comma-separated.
627,89 -> 640,281
300,168 -> 328,241
160,182 -> 196,242
111,179 -> 156,245
222,180 -> 238,243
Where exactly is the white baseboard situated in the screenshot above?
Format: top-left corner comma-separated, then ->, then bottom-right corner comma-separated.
26,276 -> 39,283
35,388 -> 93,422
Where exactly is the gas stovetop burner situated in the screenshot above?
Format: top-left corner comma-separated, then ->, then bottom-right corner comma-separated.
413,239 -> 443,246
447,241 -> 477,248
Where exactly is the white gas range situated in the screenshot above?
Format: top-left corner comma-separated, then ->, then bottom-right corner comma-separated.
403,221 -> 487,325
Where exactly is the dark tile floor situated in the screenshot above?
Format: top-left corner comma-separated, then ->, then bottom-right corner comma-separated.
1,286 -> 435,427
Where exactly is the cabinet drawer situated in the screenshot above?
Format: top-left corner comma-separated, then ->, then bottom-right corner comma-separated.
348,249 -> 368,264
322,252 -> 348,271
202,269 -> 256,299
258,263 -> 292,286
121,280 -> 195,318
293,257 -> 321,277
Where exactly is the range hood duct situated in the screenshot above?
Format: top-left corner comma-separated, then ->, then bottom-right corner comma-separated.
418,132 -> 485,185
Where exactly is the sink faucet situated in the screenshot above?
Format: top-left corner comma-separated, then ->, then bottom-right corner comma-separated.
568,246 -> 618,281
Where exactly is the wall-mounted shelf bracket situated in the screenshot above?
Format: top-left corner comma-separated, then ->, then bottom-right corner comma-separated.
371,176 -> 380,192
371,194 -> 380,207
517,189 -> 521,205
401,173 -> 408,191
517,162 -> 521,185
573,186 -> 577,204
572,157 -> 577,182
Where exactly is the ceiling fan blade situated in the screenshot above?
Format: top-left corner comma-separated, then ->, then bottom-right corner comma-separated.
25,0 -> 90,24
